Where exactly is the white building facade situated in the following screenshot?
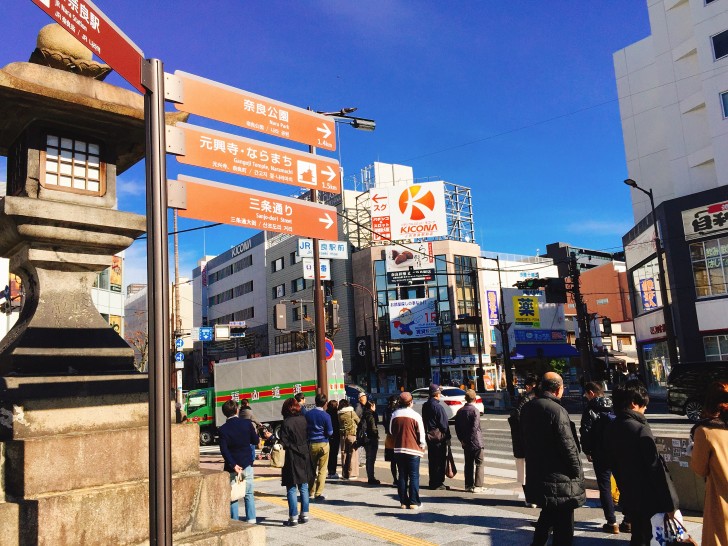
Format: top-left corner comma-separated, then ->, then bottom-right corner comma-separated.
615,0 -> 728,392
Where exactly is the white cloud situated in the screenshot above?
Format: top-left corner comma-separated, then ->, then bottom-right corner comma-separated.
117,178 -> 146,197
123,241 -> 148,291
565,219 -> 632,236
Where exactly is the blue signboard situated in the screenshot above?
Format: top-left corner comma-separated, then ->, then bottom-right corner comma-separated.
514,329 -> 568,344
639,277 -> 658,311
199,327 -> 214,341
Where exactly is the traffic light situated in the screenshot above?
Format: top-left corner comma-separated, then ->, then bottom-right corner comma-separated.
545,278 -> 567,304
327,300 -> 340,334
274,303 -> 287,330
602,317 -> 612,336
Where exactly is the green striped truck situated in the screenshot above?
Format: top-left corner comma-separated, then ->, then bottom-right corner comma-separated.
185,349 -> 345,445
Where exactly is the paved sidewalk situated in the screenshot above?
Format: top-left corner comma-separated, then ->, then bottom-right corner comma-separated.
202,455 -> 703,545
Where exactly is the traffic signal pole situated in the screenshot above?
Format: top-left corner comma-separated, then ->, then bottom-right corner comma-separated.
309,145 -> 328,398
569,252 -> 593,382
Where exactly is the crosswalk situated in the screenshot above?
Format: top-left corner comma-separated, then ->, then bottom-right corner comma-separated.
200,413 -> 693,484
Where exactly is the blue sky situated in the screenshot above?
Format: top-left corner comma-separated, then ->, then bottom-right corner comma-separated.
5,1 -> 650,289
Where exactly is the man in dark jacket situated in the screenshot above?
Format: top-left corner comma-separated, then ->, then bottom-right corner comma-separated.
422,383 -> 450,490
579,381 -> 619,534
219,400 -> 260,523
608,380 -> 679,546
521,372 -> 585,546
508,373 -> 538,504
454,389 -> 485,493
361,400 -> 381,485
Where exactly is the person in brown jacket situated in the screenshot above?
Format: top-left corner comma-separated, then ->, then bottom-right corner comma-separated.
337,399 -> 360,479
690,380 -> 728,546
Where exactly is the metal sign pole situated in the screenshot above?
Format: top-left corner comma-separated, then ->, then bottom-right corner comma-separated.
142,58 -> 173,546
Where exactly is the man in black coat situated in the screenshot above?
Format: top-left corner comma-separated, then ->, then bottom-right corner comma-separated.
608,380 -> 679,546
422,383 -> 450,490
521,372 -> 585,546
454,389 -> 485,493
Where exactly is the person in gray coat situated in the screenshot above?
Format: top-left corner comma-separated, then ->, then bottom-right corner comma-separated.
454,389 -> 485,493
521,372 -> 585,546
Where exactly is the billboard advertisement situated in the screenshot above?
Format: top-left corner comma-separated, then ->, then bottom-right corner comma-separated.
389,298 -> 438,339
513,295 -> 540,327
110,255 -> 122,293
639,277 -> 658,311
384,242 -> 434,283
370,182 -> 448,241
486,290 -> 499,325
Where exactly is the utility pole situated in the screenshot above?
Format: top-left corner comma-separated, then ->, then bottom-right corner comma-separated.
492,256 -> 515,399
569,252 -> 593,382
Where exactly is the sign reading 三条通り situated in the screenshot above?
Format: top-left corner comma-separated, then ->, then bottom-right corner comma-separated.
384,243 -> 435,283
173,71 -> 336,151
486,290 -> 499,326
172,123 -> 341,193
370,182 -> 448,241
513,295 -> 540,327
389,298 -> 438,339
172,175 -> 338,240
639,277 -> 659,311
682,200 -> 728,241
30,0 -> 145,93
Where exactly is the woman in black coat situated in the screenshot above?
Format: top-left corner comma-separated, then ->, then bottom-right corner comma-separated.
279,397 -> 314,526
326,399 -> 340,478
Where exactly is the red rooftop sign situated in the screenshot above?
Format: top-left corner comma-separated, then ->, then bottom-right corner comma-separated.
31,0 -> 145,93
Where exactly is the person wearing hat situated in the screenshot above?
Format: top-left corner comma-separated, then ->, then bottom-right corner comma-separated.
422,383 -> 450,490
390,391 -> 426,509
455,389 -> 486,494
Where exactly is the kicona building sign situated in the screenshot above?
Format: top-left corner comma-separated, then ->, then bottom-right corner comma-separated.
370,182 -> 448,241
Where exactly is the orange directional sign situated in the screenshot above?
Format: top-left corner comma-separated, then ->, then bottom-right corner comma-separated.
173,175 -> 339,240
172,123 -> 342,193
173,71 -> 336,151
30,0 -> 145,93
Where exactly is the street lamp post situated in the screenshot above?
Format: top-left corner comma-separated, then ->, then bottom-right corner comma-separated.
310,108 -> 375,397
624,179 -> 679,370
344,282 -> 379,390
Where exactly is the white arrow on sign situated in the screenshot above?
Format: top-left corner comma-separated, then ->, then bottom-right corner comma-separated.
321,165 -> 337,182
319,213 -> 334,230
317,124 -> 332,140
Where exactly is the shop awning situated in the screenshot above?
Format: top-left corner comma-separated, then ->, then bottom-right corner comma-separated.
514,344 -> 580,359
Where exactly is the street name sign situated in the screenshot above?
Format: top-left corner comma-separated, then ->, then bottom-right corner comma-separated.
302,258 -> 331,280
173,71 -> 336,151
170,123 -> 341,193
298,238 -> 348,259
30,0 -> 145,93
171,175 -> 338,240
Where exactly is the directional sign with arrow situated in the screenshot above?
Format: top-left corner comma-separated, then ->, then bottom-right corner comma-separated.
173,71 -> 337,151
171,175 -> 339,240
169,123 -> 342,193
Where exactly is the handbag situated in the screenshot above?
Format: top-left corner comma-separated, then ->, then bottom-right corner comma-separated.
230,472 -> 246,502
663,513 -> 698,546
355,419 -> 368,448
270,442 -> 285,468
445,444 -> 457,478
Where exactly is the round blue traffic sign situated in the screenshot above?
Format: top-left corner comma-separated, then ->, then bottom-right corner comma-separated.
324,338 -> 335,360
175,338 -> 184,349
175,352 -> 184,362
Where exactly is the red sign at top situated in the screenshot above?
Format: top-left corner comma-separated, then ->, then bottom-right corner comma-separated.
31,0 -> 145,93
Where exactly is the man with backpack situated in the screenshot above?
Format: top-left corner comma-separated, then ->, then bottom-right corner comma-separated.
579,381 -> 620,534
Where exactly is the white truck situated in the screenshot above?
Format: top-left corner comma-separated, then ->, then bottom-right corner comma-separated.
184,349 -> 345,445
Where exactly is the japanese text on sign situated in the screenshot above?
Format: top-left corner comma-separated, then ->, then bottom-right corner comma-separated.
682,200 -> 728,240
513,295 -> 540,327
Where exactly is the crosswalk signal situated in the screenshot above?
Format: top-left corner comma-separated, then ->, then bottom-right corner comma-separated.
602,317 -> 612,336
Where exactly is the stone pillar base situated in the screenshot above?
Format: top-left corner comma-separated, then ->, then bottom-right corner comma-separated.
0,374 -> 264,545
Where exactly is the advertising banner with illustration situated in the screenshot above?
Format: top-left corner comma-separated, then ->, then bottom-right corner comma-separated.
639,277 -> 658,311
486,290 -> 499,325
513,295 -> 540,327
385,242 -> 435,283
110,255 -> 122,293
389,298 -> 438,339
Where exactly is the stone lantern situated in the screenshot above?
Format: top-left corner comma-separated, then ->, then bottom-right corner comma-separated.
0,25 -> 261,544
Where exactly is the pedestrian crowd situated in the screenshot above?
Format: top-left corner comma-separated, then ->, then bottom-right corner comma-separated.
216,374 -> 727,546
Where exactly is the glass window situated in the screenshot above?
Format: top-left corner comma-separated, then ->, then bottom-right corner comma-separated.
293,305 -> 309,321
721,92 -> 728,118
272,257 -> 284,272
291,277 -> 306,293
712,29 -> 728,60
690,236 -> 728,297
94,268 -> 110,290
43,134 -> 104,195
704,334 -> 728,360
273,284 -> 285,298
